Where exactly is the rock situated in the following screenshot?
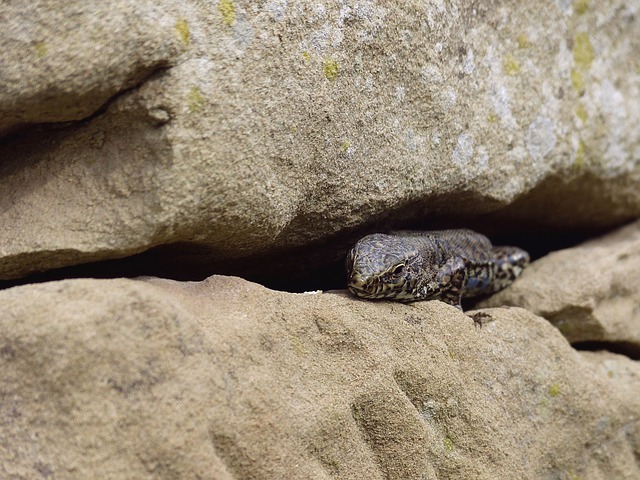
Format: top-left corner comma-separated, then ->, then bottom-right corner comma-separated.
1,0 -> 639,281
1,275 -> 639,478
479,220 -> 640,349
0,0 -> 185,136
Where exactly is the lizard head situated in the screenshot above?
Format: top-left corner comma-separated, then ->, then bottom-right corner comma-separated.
346,233 -> 425,301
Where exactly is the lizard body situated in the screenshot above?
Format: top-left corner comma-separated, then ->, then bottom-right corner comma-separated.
346,229 -> 529,309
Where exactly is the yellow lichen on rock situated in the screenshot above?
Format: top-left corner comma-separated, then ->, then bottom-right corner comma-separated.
175,18 -> 190,45
502,54 -> 520,76
574,0 -> 589,15
571,69 -> 585,93
517,34 -> 531,49
187,86 -> 205,112
34,40 -> 47,57
548,384 -> 561,397
218,0 -> 236,27
573,32 -> 594,70
323,58 -> 339,81
576,104 -> 588,123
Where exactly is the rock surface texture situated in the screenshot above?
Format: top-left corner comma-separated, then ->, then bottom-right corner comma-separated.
480,220 -> 640,351
0,1 -> 185,135
1,1 -> 640,478
1,276 -> 640,479
1,0 -> 639,279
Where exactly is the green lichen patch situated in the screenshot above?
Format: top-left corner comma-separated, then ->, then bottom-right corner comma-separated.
502,54 -> 520,76
576,104 -> 588,123
340,141 -> 351,153
571,69 -> 585,93
488,113 -> 496,124
548,383 -> 561,397
34,41 -> 47,57
573,32 -> 594,70
175,18 -> 190,45
517,34 -> 532,49
443,436 -> 455,452
218,0 -> 236,27
187,86 -> 205,112
323,58 -> 339,81
574,0 -> 589,15
302,51 -> 311,62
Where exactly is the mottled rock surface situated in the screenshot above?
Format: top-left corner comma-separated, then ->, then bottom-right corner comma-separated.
1,0 -> 639,280
480,220 -> 640,349
1,276 -> 639,479
0,0 -> 185,135
2,2 -> 640,478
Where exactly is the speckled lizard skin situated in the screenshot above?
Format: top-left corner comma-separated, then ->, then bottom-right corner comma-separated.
345,229 -> 529,309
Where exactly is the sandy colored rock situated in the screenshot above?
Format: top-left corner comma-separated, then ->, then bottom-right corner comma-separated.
0,0 -> 185,136
1,275 -> 639,479
480,220 -> 640,348
1,0 -> 640,280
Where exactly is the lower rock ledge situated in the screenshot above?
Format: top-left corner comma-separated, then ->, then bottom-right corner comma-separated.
1,275 -> 638,479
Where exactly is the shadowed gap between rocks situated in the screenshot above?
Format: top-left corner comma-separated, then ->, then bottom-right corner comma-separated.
573,341 -> 640,361
0,224 -> 606,294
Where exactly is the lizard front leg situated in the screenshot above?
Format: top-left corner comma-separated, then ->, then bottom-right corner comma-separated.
435,256 -> 467,309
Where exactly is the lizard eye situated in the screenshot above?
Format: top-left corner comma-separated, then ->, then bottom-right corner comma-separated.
391,264 -> 405,275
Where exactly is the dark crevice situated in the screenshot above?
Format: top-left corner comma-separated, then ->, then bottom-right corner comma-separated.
0,221 -> 614,295
573,341 -> 640,361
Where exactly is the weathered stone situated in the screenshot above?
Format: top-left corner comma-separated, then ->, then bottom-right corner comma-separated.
1,276 -> 639,478
479,220 -> 640,349
0,0 -> 639,280
0,0 -> 185,136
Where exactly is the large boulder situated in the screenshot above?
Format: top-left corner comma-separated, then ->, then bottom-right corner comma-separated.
1,276 -> 639,479
1,0 -> 639,280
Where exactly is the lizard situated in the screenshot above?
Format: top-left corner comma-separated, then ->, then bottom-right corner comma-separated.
345,229 -> 529,310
